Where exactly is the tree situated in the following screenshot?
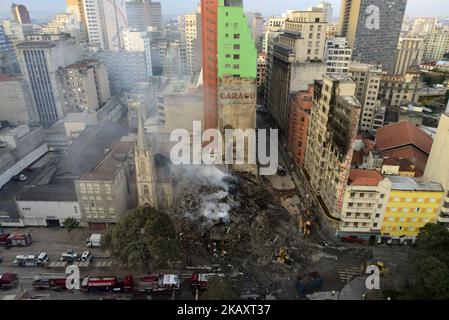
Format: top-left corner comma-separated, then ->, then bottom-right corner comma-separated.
102,206 -> 179,272
202,277 -> 240,300
62,217 -> 80,241
401,223 -> 449,299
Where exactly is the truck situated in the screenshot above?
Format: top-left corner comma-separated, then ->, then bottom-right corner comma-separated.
32,274 -> 67,291
0,232 -> 10,246
86,234 -> 102,248
190,273 -> 225,290
0,273 -> 19,290
81,275 -> 134,293
13,252 -> 49,267
138,274 -> 180,293
6,232 -> 32,247
59,249 -> 78,263
296,272 -> 323,296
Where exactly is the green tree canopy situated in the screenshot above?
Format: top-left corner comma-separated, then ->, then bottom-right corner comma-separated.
102,206 -> 179,272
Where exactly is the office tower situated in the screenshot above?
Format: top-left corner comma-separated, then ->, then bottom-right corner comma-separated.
348,62 -> 382,133
316,1 -> 333,23
325,37 -> 352,74
423,31 -> 449,62
147,1 -> 162,30
424,114 -> 449,225
0,25 -> 19,74
126,0 -> 147,31
262,17 -> 285,54
184,10 -> 203,78
338,0 -> 407,72
304,74 -> 361,218
83,0 -> 128,50
250,13 -> 264,52
158,41 -> 188,78
264,9 -> 327,134
59,59 -> 111,113
412,18 -> 436,36
394,37 -> 425,75
11,3 -> 31,24
16,39 -> 82,126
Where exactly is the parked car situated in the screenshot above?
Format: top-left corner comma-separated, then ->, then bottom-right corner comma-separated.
12,174 -> 28,182
60,249 -> 78,263
80,251 -> 91,262
341,235 -> 365,243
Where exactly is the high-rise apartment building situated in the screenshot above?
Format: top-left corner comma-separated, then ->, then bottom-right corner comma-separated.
424,114 -> 449,226
11,3 -> 31,24
423,31 -> 449,62
379,72 -> 420,107
126,0 -> 147,31
16,39 -> 82,125
348,62 -> 382,133
412,18 -> 436,36
147,1 -> 162,30
123,29 -> 153,77
338,0 -> 407,72
59,59 -> 111,113
325,36 -> 352,74
262,17 -> 285,54
304,74 -> 361,218
394,36 -> 425,75
0,25 -> 19,74
184,10 -> 203,78
66,0 -> 89,41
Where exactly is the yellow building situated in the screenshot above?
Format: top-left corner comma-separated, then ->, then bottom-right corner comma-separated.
382,176 -> 443,240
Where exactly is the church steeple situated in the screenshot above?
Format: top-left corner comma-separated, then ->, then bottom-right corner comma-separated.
135,113 -> 158,209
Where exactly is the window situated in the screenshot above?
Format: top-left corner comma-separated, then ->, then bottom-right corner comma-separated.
233,54 -> 240,60
234,44 -> 240,50
360,193 -> 365,198
234,34 -> 240,39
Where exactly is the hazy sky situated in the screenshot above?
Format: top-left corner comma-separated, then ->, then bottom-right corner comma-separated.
1,0 -> 449,18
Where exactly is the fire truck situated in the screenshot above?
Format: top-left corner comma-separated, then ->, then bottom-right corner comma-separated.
190,273 -> 226,290
81,275 -> 133,293
0,273 -> 18,290
32,274 -> 68,291
138,274 -> 180,293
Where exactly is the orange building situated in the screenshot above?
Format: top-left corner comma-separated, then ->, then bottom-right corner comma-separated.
288,84 -> 313,167
201,0 -> 218,131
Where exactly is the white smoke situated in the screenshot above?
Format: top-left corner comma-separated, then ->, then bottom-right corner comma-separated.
179,165 -> 236,190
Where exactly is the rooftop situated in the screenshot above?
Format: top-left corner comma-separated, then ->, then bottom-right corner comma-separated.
388,176 -> 443,192
0,74 -> 23,81
348,169 -> 384,187
375,121 -> 433,155
16,182 -> 78,202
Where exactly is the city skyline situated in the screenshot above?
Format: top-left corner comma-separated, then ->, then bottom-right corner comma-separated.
1,0 -> 449,19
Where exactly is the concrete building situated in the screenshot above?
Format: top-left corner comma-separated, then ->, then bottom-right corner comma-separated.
66,0 -> 89,42
304,74 -> 361,219
184,11 -> 202,78
157,41 -> 188,78
250,13 -> 264,52
89,50 -> 149,93
348,62 -> 382,133
394,37 -> 425,75
0,25 -> 19,74
382,176 -> 443,240
262,17 -> 285,54
15,183 -> 81,227
287,84 -> 313,168
123,29 -> 153,76
16,39 -> 82,126
338,0 -> 407,72
83,0 -> 128,50
59,59 -> 111,113
338,169 -> 391,240
147,1 -> 162,30
424,113 -> 449,226
412,17 -> 436,36
11,3 -> 31,24
379,72 -> 421,108
325,37 -> 352,74
423,31 -> 449,62
75,139 -> 135,228
126,0 -> 147,31
0,125 -> 48,189
0,74 -> 37,125
256,52 -> 267,88
2,20 -> 33,46
126,81 -> 156,129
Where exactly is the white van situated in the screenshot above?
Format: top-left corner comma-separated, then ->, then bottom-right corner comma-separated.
86,234 -> 101,248
80,251 -> 91,262
37,252 -> 49,265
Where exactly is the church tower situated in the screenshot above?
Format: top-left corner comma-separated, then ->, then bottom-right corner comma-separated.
135,114 -> 158,209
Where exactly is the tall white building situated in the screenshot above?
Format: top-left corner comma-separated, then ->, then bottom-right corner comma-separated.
123,29 -> 153,76
83,0 -> 128,50
423,31 -> 449,62
325,36 -> 352,74
412,18 -> 437,36
394,36 -> 424,75
262,17 -> 285,54
183,11 -> 202,78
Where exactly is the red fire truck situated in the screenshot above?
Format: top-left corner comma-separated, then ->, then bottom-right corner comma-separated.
190,273 -> 225,290
138,274 -> 180,293
32,274 -> 68,291
0,273 -> 19,290
81,275 -> 133,293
